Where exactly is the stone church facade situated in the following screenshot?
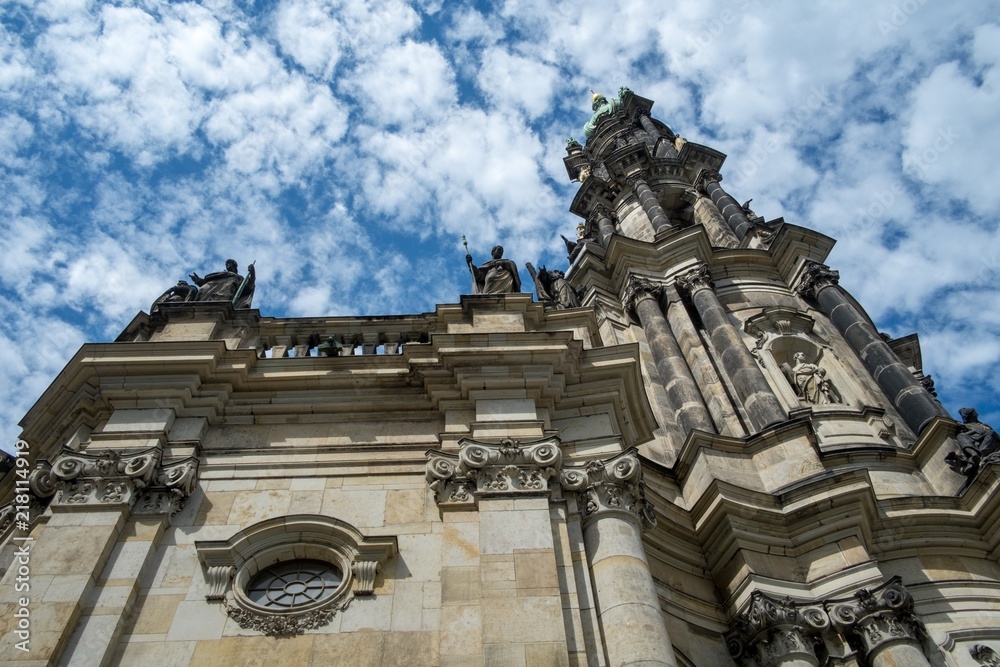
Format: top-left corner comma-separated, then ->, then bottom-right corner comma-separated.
2,88 -> 999,666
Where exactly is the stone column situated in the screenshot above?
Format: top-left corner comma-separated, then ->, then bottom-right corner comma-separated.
622,276 -> 715,437
561,449 -> 678,667
826,577 -> 930,667
677,264 -> 787,431
0,447 -> 198,666
691,190 -> 740,248
796,261 -> 948,434
628,171 -> 672,234
638,114 -> 679,158
590,204 -> 617,247
726,591 -> 830,667
697,170 -> 752,240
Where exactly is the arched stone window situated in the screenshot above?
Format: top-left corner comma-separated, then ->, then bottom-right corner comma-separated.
194,514 -> 396,636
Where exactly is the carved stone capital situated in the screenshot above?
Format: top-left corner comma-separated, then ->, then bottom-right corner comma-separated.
589,203 -> 613,222
726,591 -> 830,667
972,644 -> 1000,667
560,448 -> 656,529
621,275 -> 663,318
30,446 -> 199,516
825,577 -> 925,662
625,170 -> 649,189
675,263 -> 714,295
426,437 -> 562,507
796,261 -> 840,300
695,169 -> 722,194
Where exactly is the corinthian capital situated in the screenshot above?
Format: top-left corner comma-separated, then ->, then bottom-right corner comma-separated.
559,448 -> 656,529
795,261 -> 840,300
675,263 -> 714,295
825,577 -> 925,663
621,275 -> 664,318
726,591 -> 830,667
28,445 -> 199,517
695,169 -> 722,194
589,203 -> 612,222
625,170 -> 650,189
426,437 -> 563,508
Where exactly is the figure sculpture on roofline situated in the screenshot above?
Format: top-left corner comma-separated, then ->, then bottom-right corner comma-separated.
526,263 -> 582,311
150,258 -> 257,313
464,241 -> 521,295
945,408 -> 1000,485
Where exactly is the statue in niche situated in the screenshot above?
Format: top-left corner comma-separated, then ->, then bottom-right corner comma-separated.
526,263 -> 581,310
465,245 -> 521,294
945,408 -> 1000,480
782,352 -> 839,404
189,259 -> 256,308
151,280 -> 198,312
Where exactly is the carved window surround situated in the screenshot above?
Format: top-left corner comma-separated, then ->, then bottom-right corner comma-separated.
195,514 -> 396,636
425,436 -> 562,509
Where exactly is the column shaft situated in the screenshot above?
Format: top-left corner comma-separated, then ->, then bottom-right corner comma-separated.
633,178 -> 672,234
634,295 -> 715,436
639,115 -> 678,158
815,284 -> 948,434
585,515 -> 678,667
870,644 -> 931,667
702,178 -> 752,240
592,208 -> 616,247
689,286 -> 786,430
693,195 -> 740,248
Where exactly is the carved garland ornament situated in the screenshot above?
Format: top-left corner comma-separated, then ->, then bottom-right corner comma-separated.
425,437 -> 562,507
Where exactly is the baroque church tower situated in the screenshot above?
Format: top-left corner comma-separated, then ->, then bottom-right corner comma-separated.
1,87 -> 999,667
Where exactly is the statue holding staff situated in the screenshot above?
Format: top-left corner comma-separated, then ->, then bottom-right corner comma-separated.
464,241 -> 521,294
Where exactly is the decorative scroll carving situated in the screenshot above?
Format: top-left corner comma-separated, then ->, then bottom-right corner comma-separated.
795,261 -> 840,300
825,577 -> 925,663
972,645 -> 1000,667
675,263 -> 714,295
29,446 -> 198,516
352,559 -> 381,595
205,565 -> 235,602
621,275 -> 663,319
726,591 -> 829,667
560,448 -> 656,529
426,437 -> 563,507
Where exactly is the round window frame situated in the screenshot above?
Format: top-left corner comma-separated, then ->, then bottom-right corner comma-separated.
230,543 -> 353,618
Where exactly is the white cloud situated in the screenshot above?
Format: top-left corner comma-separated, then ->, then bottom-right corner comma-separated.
477,47 -> 560,119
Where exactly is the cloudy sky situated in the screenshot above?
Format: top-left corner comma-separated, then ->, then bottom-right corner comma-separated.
3,0 -> 999,450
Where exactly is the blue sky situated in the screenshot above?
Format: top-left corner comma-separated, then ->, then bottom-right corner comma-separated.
2,0 -> 999,449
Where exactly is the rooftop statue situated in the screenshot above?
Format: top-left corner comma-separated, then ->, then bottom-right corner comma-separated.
464,242 -> 521,294
583,86 -> 632,140
189,258 -> 256,308
945,408 -> 1000,485
527,263 -> 581,310
151,280 -> 198,313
